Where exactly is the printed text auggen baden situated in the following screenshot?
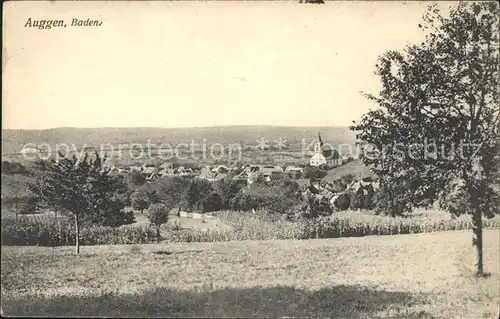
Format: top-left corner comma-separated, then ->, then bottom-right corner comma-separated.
24,18 -> 103,30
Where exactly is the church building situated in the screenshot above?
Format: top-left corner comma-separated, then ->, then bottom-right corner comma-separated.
309,133 -> 340,167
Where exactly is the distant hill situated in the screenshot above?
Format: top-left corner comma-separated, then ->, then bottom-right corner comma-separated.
2,126 -> 357,158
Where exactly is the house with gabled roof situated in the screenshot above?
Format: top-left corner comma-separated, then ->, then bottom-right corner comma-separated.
309,133 -> 341,167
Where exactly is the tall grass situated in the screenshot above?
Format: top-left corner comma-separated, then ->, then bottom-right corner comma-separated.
301,211 -> 500,239
165,210 -> 500,243
2,211 -> 500,246
1,215 -> 156,246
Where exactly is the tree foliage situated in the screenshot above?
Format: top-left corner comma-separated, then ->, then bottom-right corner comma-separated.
128,171 -> 146,187
214,179 -> 245,209
131,191 -> 150,213
18,196 -> 40,215
228,179 -> 302,214
181,179 -> 209,211
147,176 -> 189,206
303,166 -> 328,180
333,193 -> 350,211
199,192 -> 223,213
146,203 -> 171,243
146,190 -> 161,205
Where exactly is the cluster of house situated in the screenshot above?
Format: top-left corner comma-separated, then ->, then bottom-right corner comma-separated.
191,163 -> 305,184
234,164 -> 304,184
104,163 -> 196,180
103,161 -> 305,185
304,176 -> 381,208
101,133 -> 346,186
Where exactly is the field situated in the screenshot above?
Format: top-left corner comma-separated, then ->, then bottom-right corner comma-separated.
2,230 -> 499,318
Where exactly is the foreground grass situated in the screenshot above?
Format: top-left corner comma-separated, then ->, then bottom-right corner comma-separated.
1,230 -> 499,318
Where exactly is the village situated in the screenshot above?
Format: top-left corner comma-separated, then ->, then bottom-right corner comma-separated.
100,133 -> 376,210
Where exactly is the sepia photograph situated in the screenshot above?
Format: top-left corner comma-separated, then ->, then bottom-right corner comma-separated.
1,1 -> 499,317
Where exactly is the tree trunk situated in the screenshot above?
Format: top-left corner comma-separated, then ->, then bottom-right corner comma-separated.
472,209 -> 483,277
55,210 -> 60,247
464,165 -> 485,277
75,214 -> 80,254
14,196 -> 18,221
156,226 -> 161,244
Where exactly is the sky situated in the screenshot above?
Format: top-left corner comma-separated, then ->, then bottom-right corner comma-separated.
3,1 -> 456,130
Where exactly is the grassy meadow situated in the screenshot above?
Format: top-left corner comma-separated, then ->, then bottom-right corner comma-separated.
1,230 -> 499,318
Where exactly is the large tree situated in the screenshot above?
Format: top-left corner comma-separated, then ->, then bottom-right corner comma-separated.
351,2 -> 499,276
30,152 -> 134,254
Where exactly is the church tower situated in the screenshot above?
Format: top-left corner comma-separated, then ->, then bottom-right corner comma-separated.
314,133 -> 323,154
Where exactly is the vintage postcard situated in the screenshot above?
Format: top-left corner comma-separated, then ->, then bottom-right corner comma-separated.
2,1 -> 499,318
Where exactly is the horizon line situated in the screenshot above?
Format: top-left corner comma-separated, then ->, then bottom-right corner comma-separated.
2,124 -> 356,131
